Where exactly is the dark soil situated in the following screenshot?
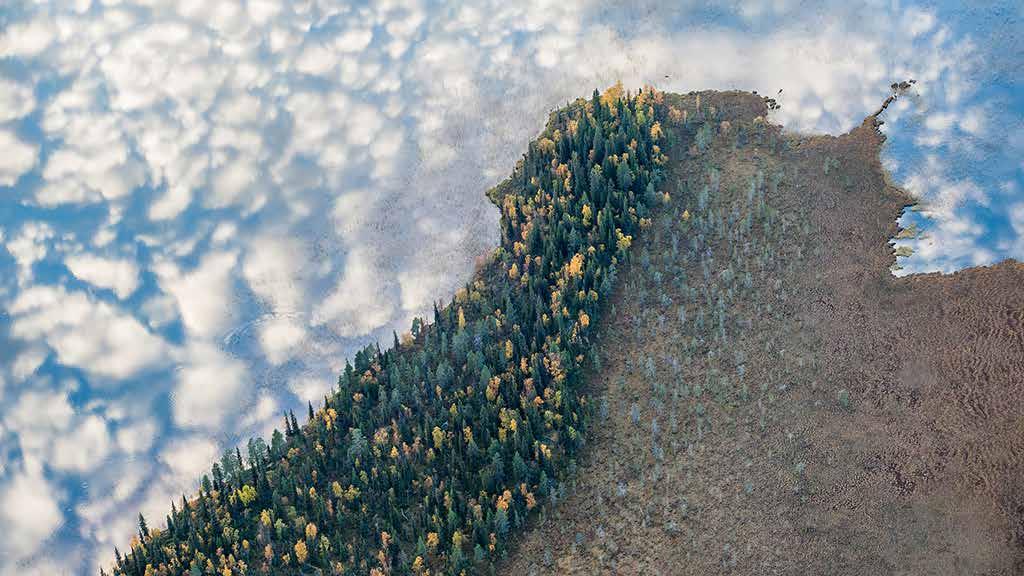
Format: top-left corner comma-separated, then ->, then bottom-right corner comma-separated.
498,91 -> 1024,575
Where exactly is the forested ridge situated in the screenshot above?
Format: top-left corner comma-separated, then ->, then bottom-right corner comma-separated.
107,84 -> 680,576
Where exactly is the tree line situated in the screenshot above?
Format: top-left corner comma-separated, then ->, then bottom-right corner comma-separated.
107,83 -> 673,576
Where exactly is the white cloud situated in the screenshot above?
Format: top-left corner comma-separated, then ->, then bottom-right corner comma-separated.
398,266 -> 448,314
289,374 -> 333,405
240,392 -> 279,431
157,250 -> 238,338
894,150 -> 1001,273
903,155 -> 989,220
5,222 -> 52,281
1009,203 -> 1024,256
149,184 -> 194,220
371,126 -> 404,162
332,190 -> 373,242
65,253 -> 140,299
6,389 -> 74,426
159,435 -> 219,481
171,343 -> 247,429
903,7 -> 937,38
246,0 -> 282,25
213,92 -> 264,127
295,42 -> 338,76
925,112 -> 955,131
139,294 -> 178,329
115,418 -> 158,455
0,18 -> 55,58
896,211 -> 994,275
0,130 -> 37,186
74,458 -> 152,574
314,248 -> 395,337
258,316 -> 306,365
336,27 -> 375,53
8,285 -> 171,380
34,180 -> 100,207
39,93 -> 147,204
211,222 -> 238,244
0,465 -> 63,561
208,156 -> 260,209
242,235 -> 306,313
11,345 -> 48,382
100,22 -> 218,114
0,77 -> 35,123
4,389 -> 75,466
52,415 -> 112,473
959,107 -> 986,136
281,90 -> 351,169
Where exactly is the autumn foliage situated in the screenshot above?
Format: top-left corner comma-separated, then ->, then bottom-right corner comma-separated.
107,84 -> 670,576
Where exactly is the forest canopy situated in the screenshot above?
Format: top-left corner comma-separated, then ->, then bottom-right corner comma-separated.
107,83 -> 676,576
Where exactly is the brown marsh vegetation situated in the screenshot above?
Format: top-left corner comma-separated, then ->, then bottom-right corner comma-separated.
500,90 -> 1024,576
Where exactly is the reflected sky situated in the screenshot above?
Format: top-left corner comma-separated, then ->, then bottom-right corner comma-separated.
0,1 -> 1020,573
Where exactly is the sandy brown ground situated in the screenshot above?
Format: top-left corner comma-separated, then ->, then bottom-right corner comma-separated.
498,91 -> 1024,575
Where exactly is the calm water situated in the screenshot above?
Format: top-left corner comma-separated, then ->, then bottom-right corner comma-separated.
0,1 -> 1020,573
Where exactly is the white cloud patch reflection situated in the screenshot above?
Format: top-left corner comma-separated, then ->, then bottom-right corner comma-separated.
0,77 -> 35,123
8,285 -> 171,381
0,0 -> 1018,573
172,344 -> 248,430
65,253 -> 141,300
0,130 -> 37,187
156,250 -> 239,339
0,465 -> 63,564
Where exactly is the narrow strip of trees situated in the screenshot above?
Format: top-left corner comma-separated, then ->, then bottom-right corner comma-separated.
107,83 -> 672,576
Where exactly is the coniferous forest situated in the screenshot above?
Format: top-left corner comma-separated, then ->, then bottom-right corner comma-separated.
108,84 -> 675,576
